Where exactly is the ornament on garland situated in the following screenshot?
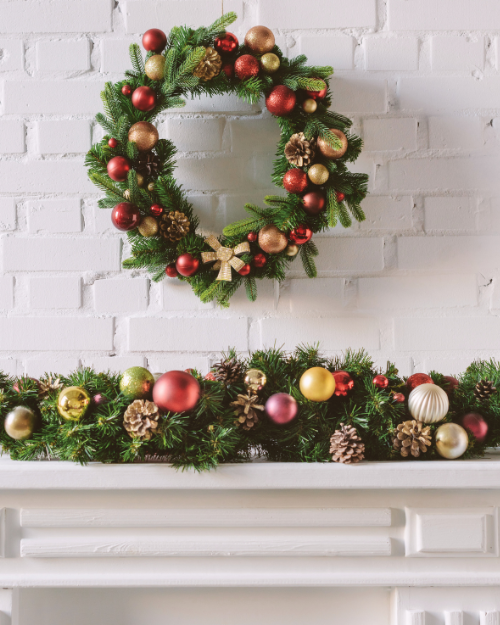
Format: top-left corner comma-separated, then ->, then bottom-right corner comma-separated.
202,235 -> 251,281
107,156 -> 130,182
258,225 -> 288,254
393,420 -> 431,458
302,98 -> 317,114
119,367 -> 155,400
261,52 -> 280,73
306,79 -> 327,100
435,422 -> 468,460
234,54 -> 260,80
123,399 -> 160,440
138,216 -> 158,237
57,387 -> 91,421
247,231 -> 258,243
142,28 -> 167,52
244,25 -> 275,54
131,86 -> 157,111
266,85 -> 296,116
135,152 -> 161,178
265,393 -> 298,425
152,370 -> 201,413
283,168 -> 308,193
150,204 -> 163,217
239,263 -> 251,275
474,379 -> 497,401
222,62 -> 234,78
92,393 -> 108,406
4,406 -> 37,440
308,163 -> 329,185
244,369 -> 267,392
408,383 -> 449,424
128,122 -> 159,152
145,55 -> 166,80
112,202 -> 141,231
373,374 -> 389,389
289,225 -> 312,245
284,132 -> 316,167
302,191 -> 325,215
330,423 -> 365,464
13,377 -> 40,394
393,392 -> 405,403
165,263 -> 178,277
443,375 -> 459,396
406,373 -> 433,390
176,253 -> 199,276
337,192 -> 345,202
39,375 -> 63,397
212,357 -> 243,385
332,371 -> 354,396
317,129 -> 348,160
214,32 -> 239,54
193,47 -> 222,81
121,84 -> 132,96
108,138 -> 118,148
462,412 -> 488,443
147,182 -> 155,192
232,392 -> 264,430
285,244 -> 299,257
300,367 -> 336,402
159,211 -> 190,242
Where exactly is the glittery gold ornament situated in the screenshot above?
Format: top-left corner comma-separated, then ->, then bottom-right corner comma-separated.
145,54 -> 166,80
308,163 -> 329,185
136,172 -> 145,187
300,367 -> 335,402
193,46 -> 222,81
128,121 -> 159,152
260,52 -> 280,73
4,405 -> 37,440
119,366 -> 155,400
244,369 -> 267,392
138,215 -> 158,237
317,128 -> 348,159
302,98 -> 317,114
57,387 -> 91,421
244,25 -> 275,54
435,423 -> 469,459
147,182 -> 155,192
258,224 -> 288,254
285,244 -> 299,256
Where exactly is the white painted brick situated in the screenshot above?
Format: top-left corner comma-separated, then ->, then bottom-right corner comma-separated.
24,357 -> 79,377
147,355 -> 210,375
229,118 -> 280,154
0,121 -> 24,153
0,161 -> 94,193
0,0 -> 113,33
399,77 -> 500,112
2,239 -> 120,272
0,39 -> 23,71
364,118 -> 417,152
357,274 -> 477,309
398,236 -> 500,271
259,0 -> 376,28
364,37 -> 419,71
178,93 -> 258,114
29,277 -> 81,310
220,189 -> 281,224
0,276 -> 14,310
228,278 -> 275,314
84,356 -> 145,373
298,36 -> 354,70
27,199 -> 82,234
4,81 -> 102,115
389,0 -> 500,31
431,36 -> 484,72
163,119 -> 225,153
101,39 -> 135,73
330,77 -> 387,113
128,318 -> 248,352
36,40 -> 90,73
162,281 -> 213,311
360,196 -> 413,230
0,359 -> 18,376
278,278 -> 344,313
424,197 -> 476,231
428,117 -> 483,150
311,237 -> 384,273
0,198 -> 16,230
395,317 -> 500,351
187,195 -> 217,234
490,279 -> 500,312
93,207 -> 113,234
36,120 -> 91,154
176,157 -> 250,191
94,278 -> 149,313
0,318 -> 113,351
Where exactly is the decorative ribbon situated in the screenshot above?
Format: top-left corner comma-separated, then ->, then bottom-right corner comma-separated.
201,235 -> 250,281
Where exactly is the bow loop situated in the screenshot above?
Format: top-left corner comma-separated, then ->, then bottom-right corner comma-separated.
202,236 -> 250,281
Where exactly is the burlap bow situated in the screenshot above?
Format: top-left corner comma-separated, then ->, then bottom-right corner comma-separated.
201,235 -> 250,281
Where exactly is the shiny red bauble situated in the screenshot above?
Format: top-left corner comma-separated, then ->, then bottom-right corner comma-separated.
253,253 -> 267,268
152,370 -> 201,413
266,85 -> 296,116
407,373 -> 434,390
142,28 -> 167,52
107,156 -> 130,182
150,204 -> 163,216
175,253 -> 199,277
107,138 -> 118,148
393,392 -> 405,403
307,79 -> 328,100
238,263 -> 251,276
443,375 -> 459,395
283,168 -> 308,194
332,371 -> 354,397
373,374 -> 389,389
205,372 -> 217,381
302,191 -> 325,215
121,84 -> 132,96
462,412 -> 488,443
265,393 -> 298,425
222,62 -> 234,78
165,263 -> 179,277
289,225 -> 312,245
247,232 -> 258,243
215,32 -> 239,54
132,86 -> 156,112
13,377 -> 40,394
336,192 -> 345,202
111,202 -> 141,231
235,54 -> 260,80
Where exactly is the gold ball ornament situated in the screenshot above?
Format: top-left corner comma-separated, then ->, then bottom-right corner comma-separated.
408,383 -> 449,424
147,182 -> 155,192
145,54 -> 166,80
308,163 -> 329,185
244,25 -> 275,54
136,172 -> 145,187
302,98 -> 317,114
57,387 -> 91,421
258,224 -> 288,254
119,366 -> 155,400
317,129 -> 348,159
4,406 -> 37,440
435,423 -> 469,460
128,121 -> 159,152
261,52 -> 280,74
300,367 -> 336,402
285,244 -> 299,257
244,369 -> 267,392
138,216 -> 158,237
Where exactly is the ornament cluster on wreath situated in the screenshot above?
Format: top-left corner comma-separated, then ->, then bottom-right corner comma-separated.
85,12 -> 368,307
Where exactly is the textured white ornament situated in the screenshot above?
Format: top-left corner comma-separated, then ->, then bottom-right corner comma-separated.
408,383 -> 449,424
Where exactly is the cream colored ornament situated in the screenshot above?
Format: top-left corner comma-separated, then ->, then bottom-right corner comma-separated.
435,423 -> 469,459
408,383 -> 449,424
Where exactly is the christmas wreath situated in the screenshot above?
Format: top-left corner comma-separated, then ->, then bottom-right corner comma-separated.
85,12 -> 368,307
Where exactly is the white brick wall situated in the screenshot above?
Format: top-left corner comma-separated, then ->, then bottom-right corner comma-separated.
1,0 -> 500,374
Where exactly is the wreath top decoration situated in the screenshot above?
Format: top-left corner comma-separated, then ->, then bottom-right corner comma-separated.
85,12 -> 368,307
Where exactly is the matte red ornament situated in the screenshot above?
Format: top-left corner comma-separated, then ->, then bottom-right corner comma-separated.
132,86 -> 156,112
265,393 -> 298,425
214,32 -> 239,54
462,412 -> 488,443
238,263 -> 251,276
283,168 -> 308,193
222,62 -> 234,78
332,370 -> 354,397
302,191 -> 325,215
373,374 -> 389,389
107,156 -> 130,182
393,392 -> 405,403
165,263 -> 178,278
307,79 -> 328,100
443,375 -> 459,395
111,202 -> 141,231
266,85 -> 296,116
152,370 -> 201,413
247,232 -> 258,243
176,253 -> 199,277
407,373 -> 434,391
234,54 -> 260,80
13,377 -> 40,394
205,372 -> 217,381
253,253 -> 267,268
150,204 -> 163,216
107,138 -> 118,148
289,225 -> 312,245
121,84 -> 132,96
142,28 -> 167,52
336,192 -> 345,202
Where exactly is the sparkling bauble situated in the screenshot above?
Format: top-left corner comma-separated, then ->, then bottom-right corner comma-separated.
300,367 -> 336,402
138,215 -> 158,237
147,182 -> 155,192
165,263 -> 178,277
145,54 -> 166,80
266,85 -> 296,116
111,202 -> 141,231
57,387 -> 91,421
373,374 -> 389,389
238,263 -> 251,276
302,191 -> 325,215
435,423 -> 468,460
121,84 -> 132,96
244,25 -> 275,54
462,412 -> 488,443
253,253 -> 267,268
443,376 -> 459,396
214,32 -> 239,54
408,383 -> 449,424
332,370 -> 354,397
265,393 -> 298,425
150,204 -> 163,217
407,373 -> 434,391
234,54 -> 260,80
119,366 -> 155,400
244,369 -> 267,392
307,79 -> 327,100
258,224 -> 288,254
13,377 -> 40,394
132,86 -> 156,112
92,393 -> 108,406
107,156 -> 130,182
128,121 -> 159,152
302,98 -> 317,113
4,406 -> 37,440
176,253 -> 199,277
283,168 -> 308,193
261,52 -> 280,73
153,370 -> 201,413
108,138 -> 118,148
337,192 -> 345,202
142,28 -> 167,52
393,393 -> 405,403
318,129 -> 348,159
222,62 -> 234,78
289,225 -> 312,245
308,163 -> 329,185
247,231 -> 258,243
285,244 -> 299,257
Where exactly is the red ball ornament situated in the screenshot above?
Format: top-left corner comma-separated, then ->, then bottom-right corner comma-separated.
283,168 -> 308,194
266,85 -> 296,116
205,372 -> 217,381
462,412 -> 488,443
247,232 -> 258,243
253,253 -> 267,268
222,62 -> 234,78
443,375 -> 459,395
238,263 -> 251,276
307,79 -> 328,100
332,371 -> 354,397
152,370 -> 201,413
302,191 -> 325,215
407,373 -> 434,391
150,204 -> 163,216
234,54 -> 260,80
165,263 -> 178,277
265,393 -> 298,425
336,192 -> 345,202
121,84 -> 132,96
132,86 -> 156,112
176,253 -> 199,277
111,202 -> 141,231
373,374 -> 389,389
142,28 -> 167,52
393,392 -> 405,403
107,138 -> 118,148
214,32 -> 239,54
289,225 -> 312,245
107,156 -> 130,182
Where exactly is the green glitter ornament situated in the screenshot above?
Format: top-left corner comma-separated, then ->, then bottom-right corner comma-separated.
119,367 -> 155,400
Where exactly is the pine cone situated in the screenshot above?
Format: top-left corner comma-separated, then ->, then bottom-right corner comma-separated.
393,420 -> 431,458
135,152 -> 161,178
159,211 -> 190,242
39,375 -> 64,398
329,423 -> 365,464
213,358 -> 243,385
231,392 -> 264,431
284,132 -> 316,167
193,46 -> 222,81
474,379 -> 497,401
123,399 -> 160,440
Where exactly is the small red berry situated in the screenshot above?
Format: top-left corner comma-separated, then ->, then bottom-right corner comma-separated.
247,232 -> 258,243
121,84 -> 132,96
165,263 -> 178,277
336,192 -> 345,202
253,253 -> 267,268
108,138 -> 118,148
150,204 -> 163,216
238,263 -> 251,276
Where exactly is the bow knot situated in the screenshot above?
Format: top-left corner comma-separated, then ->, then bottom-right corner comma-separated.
201,235 -> 250,281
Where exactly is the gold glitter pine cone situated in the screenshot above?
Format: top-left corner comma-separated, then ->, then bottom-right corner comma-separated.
284,132 -> 316,167
159,211 -> 190,242
123,399 -> 160,440
393,420 -> 432,458
193,46 -> 222,81
329,423 -> 365,464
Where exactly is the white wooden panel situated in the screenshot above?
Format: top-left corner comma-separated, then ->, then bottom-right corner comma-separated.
445,612 -> 463,625
481,613 -> 500,625
406,611 -> 426,625
0,509 -> 4,559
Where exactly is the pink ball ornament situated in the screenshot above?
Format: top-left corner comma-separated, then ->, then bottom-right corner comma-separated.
265,393 -> 298,425
462,412 -> 488,443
